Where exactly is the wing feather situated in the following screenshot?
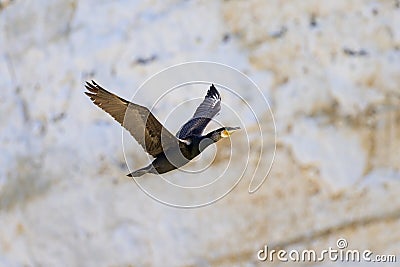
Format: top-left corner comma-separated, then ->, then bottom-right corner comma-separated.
85,80 -> 179,157
177,84 -> 221,139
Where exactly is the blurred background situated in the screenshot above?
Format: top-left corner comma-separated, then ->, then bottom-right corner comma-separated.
0,0 -> 399,266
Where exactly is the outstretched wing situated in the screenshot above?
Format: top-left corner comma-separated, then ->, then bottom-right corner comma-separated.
85,80 -> 179,157
177,84 -> 221,139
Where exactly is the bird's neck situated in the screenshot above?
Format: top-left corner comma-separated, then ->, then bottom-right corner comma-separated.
204,131 -> 222,143
189,131 -> 221,154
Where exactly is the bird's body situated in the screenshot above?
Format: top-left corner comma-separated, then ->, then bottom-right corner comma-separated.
85,81 -> 239,177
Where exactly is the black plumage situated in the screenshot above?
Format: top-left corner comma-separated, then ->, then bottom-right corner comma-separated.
177,84 -> 221,139
85,81 -> 240,177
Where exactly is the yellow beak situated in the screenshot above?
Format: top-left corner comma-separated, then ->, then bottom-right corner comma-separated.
221,127 -> 240,138
221,130 -> 230,138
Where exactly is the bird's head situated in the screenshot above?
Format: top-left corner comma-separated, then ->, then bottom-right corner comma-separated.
220,126 -> 241,138
205,126 -> 241,143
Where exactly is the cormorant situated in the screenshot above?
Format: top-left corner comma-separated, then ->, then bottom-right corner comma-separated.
84,81 -> 240,177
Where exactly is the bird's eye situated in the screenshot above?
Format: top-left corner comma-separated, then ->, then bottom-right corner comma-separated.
221,130 -> 230,138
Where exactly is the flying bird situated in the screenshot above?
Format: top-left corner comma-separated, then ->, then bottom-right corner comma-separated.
84,81 -> 240,177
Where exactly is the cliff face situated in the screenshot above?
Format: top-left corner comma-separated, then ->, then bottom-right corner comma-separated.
0,0 -> 399,266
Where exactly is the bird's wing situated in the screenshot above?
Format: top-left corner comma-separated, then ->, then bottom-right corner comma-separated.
85,80 -> 179,157
177,84 -> 221,139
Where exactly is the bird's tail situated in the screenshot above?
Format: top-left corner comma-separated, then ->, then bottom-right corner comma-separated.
126,165 -> 154,177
